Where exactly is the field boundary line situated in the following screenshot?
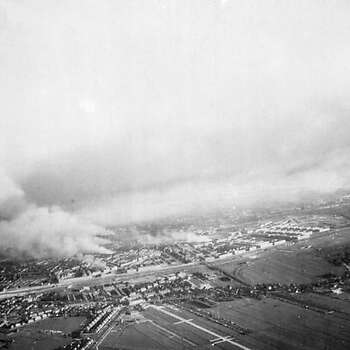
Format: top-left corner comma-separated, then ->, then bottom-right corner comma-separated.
148,304 -> 253,350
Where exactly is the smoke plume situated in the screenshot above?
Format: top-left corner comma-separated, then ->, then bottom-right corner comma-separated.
0,171 -> 111,258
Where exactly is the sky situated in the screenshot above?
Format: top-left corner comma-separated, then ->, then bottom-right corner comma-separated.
1,0 -> 350,257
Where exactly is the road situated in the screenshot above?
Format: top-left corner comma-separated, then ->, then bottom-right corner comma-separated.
93,307 -> 124,350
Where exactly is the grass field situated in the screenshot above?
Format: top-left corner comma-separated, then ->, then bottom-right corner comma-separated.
23,316 -> 86,333
100,305 -> 253,350
238,249 -> 344,284
209,297 -> 350,350
216,229 -> 349,285
101,323 -> 168,350
7,316 -> 86,350
99,297 -> 350,350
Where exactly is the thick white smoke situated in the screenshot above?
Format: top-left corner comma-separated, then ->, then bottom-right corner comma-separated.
0,171 -> 111,258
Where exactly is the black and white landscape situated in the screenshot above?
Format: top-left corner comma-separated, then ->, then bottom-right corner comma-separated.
0,1 -> 350,349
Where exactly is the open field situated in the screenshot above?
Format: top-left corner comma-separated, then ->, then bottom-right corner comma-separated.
99,295 -> 350,350
7,316 -> 85,350
22,316 -> 86,334
99,318 -> 190,350
99,304 -> 253,350
7,334 -> 68,350
238,250 -> 343,285
209,297 -> 350,350
215,228 -> 350,286
290,292 -> 350,317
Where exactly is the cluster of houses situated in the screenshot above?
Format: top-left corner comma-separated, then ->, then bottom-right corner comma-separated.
0,294 -> 56,332
83,305 -> 121,334
0,217 -> 332,297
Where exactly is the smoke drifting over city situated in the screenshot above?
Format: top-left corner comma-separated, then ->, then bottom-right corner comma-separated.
1,0 -> 350,257
0,171 -> 111,258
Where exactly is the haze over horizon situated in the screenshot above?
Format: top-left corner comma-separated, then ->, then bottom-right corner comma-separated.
1,0 -> 350,257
